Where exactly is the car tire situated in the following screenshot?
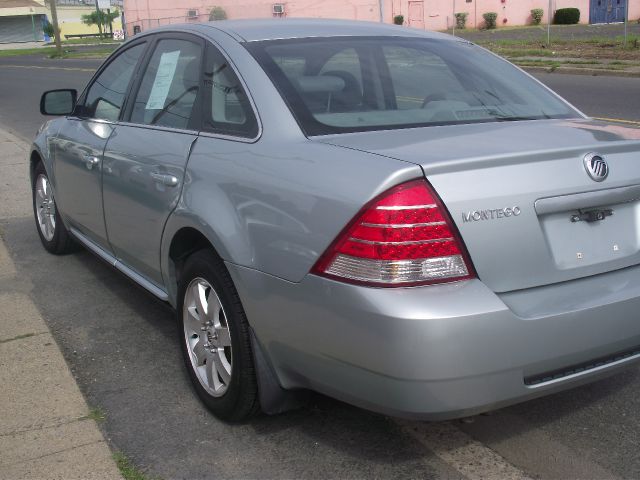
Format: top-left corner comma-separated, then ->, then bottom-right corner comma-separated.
177,249 -> 260,422
32,161 -> 76,255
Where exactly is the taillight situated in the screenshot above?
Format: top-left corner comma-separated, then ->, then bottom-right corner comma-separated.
312,179 -> 475,287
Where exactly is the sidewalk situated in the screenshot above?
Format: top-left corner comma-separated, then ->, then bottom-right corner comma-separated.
0,41 -> 47,51
0,128 -> 122,479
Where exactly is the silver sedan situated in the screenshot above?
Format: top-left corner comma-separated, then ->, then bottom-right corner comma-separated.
31,19 -> 640,421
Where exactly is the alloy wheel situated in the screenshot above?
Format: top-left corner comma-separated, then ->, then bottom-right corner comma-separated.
35,174 -> 56,241
183,277 -> 233,397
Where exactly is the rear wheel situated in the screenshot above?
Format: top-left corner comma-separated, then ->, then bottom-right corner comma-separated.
32,161 -> 76,254
177,249 -> 259,422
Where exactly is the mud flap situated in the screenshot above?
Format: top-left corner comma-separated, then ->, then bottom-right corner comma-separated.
249,327 -> 305,415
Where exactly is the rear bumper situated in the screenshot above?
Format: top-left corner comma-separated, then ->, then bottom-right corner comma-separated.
227,263 -> 640,419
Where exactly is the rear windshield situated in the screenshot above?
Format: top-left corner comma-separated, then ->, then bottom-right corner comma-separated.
246,37 -> 580,136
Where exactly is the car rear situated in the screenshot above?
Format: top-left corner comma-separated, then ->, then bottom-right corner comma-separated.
233,31 -> 640,418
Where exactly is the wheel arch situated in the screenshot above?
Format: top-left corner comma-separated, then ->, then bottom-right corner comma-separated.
29,149 -> 44,184
163,220 -> 301,415
163,223 -> 221,307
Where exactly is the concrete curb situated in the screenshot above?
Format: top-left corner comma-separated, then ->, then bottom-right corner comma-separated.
0,127 -> 122,479
522,65 -> 640,78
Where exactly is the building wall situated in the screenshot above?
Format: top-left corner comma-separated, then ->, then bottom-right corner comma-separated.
0,3 -> 48,18
0,1 -> 123,40
124,0 -> 640,36
54,5 -> 123,37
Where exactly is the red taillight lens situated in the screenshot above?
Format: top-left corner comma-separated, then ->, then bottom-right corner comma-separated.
312,179 -> 475,287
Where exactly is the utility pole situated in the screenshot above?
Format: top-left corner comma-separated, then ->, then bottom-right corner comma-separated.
452,0 -> 456,36
624,0 -> 629,48
547,0 -> 552,47
48,0 -> 62,56
379,0 -> 384,22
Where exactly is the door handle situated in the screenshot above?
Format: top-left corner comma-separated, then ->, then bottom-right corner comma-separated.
150,172 -> 179,187
83,155 -> 100,170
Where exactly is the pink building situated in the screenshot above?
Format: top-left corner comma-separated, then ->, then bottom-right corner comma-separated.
124,0 -> 639,36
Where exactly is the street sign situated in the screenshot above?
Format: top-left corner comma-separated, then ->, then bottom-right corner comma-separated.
97,0 -> 110,10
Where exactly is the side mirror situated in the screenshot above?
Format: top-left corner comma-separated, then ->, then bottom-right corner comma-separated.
40,89 -> 77,116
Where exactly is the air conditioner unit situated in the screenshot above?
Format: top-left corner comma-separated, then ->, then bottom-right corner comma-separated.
272,3 -> 285,14
187,9 -> 198,18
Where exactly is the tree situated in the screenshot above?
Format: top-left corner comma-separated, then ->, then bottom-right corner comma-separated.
82,11 -> 103,37
103,9 -> 120,36
81,9 -> 119,38
209,6 -> 227,21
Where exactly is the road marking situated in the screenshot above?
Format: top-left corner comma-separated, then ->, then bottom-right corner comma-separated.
593,117 -> 640,126
1,64 -> 95,72
398,420 -> 532,480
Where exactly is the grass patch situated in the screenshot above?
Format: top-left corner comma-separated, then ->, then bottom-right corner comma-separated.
0,45 -> 114,59
0,47 -> 57,57
46,38 -> 122,46
50,49 -> 114,59
514,60 -> 562,68
0,332 -> 40,344
563,59 -> 601,64
113,452 -> 158,480
475,35 -> 640,62
86,406 -> 107,423
492,48 -> 555,57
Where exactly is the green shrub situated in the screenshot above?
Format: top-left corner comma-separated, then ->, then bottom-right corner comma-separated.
531,8 -> 544,25
393,14 -> 404,25
454,12 -> 468,29
43,21 -> 55,38
554,8 -> 580,25
209,6 -> 227,21
483,12 -> 498,29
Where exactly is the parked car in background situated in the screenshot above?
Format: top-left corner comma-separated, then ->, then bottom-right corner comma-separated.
32,19 -> 640,421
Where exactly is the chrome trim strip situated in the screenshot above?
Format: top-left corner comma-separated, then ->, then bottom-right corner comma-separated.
198,130 -> 260,144
360,221 -> 446,228
534,184 -> 640,216
375,204 -> 437,211
348,237 -> 454,246
69,227 -> 169,301
69,227 -> 117,266
113,262 -> 169,301
115,121 -> 199,136
525,351 -> 640,389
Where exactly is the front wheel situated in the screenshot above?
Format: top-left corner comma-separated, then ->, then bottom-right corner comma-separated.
177,249 -> 259,422
32,161 -> 76,254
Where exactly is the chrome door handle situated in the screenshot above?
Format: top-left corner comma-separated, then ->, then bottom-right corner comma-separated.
150,172 -> 179,187
83,155 -> 100,170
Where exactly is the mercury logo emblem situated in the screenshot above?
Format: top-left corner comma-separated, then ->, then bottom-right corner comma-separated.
583,152 -> 608,182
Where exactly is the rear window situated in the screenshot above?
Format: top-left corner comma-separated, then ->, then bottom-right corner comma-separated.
247,37 -> 580,135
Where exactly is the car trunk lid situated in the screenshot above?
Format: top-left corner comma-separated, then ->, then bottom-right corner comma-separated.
315,119 -> 640,292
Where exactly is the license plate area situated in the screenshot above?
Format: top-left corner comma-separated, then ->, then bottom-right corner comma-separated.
539,201 -> 639,269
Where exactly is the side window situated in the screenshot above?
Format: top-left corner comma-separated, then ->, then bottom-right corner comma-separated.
130,38 -> 203,129
273,55 -> 306,80
316,47 -> 365,113
83,43 -> 145,121
319,48 -> 363,95
203,46 -> 258,138
382,46 -> 464,110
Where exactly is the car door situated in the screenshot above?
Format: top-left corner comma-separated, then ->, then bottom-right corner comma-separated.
101,34 -> 204,285
53,41 -> 147,249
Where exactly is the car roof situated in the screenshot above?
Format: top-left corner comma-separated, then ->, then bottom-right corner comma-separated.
168,18 -> 455,43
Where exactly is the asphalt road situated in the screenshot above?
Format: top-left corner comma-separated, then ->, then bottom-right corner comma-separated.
1,54 -> 640,479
